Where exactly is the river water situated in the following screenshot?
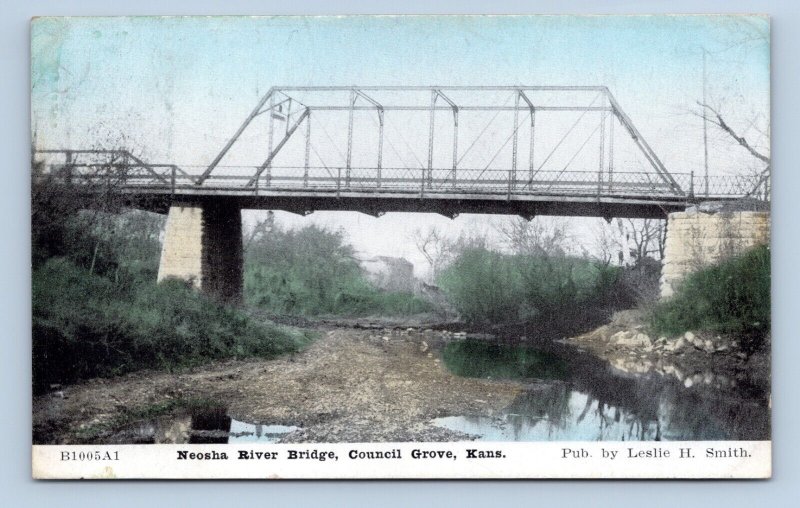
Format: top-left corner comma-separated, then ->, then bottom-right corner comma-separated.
103,337 -> 769,444
434,339 -> 770,441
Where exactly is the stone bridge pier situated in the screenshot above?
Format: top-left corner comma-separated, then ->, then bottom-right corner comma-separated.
660,205 -> 770,298
157,202 -> 243,305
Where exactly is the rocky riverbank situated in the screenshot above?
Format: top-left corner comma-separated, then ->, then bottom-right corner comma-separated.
33,326 -> 522,445
32,308 -> 771,445
565,309 -> 770,390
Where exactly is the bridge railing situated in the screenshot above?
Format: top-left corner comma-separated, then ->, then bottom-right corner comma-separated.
32,149 -> 191,191
32,149 -> 766,202
683,172 -> 771,202
242,166 -> 680,198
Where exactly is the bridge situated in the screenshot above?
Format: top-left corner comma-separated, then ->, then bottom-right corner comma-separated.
32,86 -> 770,303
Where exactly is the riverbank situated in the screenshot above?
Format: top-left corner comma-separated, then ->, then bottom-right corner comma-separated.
34,310 -> 771,444
565,309 -> 770,390
33,326 -> 523,444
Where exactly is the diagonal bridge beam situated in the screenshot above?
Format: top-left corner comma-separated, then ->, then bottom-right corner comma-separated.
602,87 -> 683,196
193,85 -> 685,198
246,107 -> 310,188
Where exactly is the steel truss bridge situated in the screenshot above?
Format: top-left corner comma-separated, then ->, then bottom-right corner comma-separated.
33,86 -> 770,219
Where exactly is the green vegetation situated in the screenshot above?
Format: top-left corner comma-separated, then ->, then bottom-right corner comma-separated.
244,223 -> 431,316
32,179 -> 317,391
33,257 -> 313,392
437,248 -> 624,327
32,179 -> 429,391
443,339 -> 570,380
649,245 -> 770,341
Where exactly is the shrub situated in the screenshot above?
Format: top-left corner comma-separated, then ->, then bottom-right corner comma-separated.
649,245 -> 770,342
618,256 -> 662,305
436,249 -> 524,324
32,258 -> 314,392
245,224 -> 431,316
437,248 -> 625,327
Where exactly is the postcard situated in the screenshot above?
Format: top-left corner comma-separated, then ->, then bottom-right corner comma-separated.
31,14 -> 771,479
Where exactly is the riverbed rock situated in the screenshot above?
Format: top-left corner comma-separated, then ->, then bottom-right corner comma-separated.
612,357 -> 654,374
610,331 -> 651,347
663,337 -> 687,352
684,331 -> 696,342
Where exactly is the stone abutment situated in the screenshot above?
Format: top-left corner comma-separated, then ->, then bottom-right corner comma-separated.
157,202 -> 243,305
660,207 -> 770,298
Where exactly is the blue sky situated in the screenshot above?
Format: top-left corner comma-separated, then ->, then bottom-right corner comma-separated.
30,15 -> 770,272
32,16 -> 769,166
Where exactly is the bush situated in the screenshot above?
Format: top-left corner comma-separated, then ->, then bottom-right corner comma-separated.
32,258 -> 314,392
436,249 -> 524,324
437,248 -> 624,327
245,224 -> 431,316
618,256 -> 662,305
649,245 -> 770,341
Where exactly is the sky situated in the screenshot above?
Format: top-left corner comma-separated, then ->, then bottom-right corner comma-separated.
30,15 -> 770,277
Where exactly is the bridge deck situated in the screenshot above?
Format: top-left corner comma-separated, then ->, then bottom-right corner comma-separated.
48,170 -> 735,219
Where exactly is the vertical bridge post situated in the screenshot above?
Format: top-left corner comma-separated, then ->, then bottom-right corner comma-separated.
427,90 -> 436,189
517,91 -> 535,188
346,90 -> 356,188
303,110 -> 311,187
352,89 -> 385,190
598,107 -> 606,197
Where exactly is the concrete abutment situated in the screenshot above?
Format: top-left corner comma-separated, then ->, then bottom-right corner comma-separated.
157,202 -> 243,305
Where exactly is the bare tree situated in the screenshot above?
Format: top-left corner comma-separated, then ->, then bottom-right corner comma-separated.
592,220 -> 621,266
410,226 -> 450,280
695,101 -> 771,199
495,217 -> 571,257
697,102 -> 770,164
625,219 -> 666,262
592,218 -> 666,267
243,211 -> 275,253
410,225 -> 490,281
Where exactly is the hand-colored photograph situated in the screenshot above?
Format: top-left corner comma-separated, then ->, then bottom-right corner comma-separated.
30,15 -> 770,479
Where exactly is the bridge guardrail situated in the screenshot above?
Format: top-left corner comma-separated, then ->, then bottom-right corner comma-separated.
32,149 -> 768,202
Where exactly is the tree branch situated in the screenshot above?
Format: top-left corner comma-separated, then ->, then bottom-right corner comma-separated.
697,101 -> 770,164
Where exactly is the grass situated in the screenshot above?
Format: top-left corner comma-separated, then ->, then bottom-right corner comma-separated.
649,245 -> 770,342
32,257 -> 315,392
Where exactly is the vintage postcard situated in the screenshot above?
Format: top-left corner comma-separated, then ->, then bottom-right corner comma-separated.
31,15 -> 771,479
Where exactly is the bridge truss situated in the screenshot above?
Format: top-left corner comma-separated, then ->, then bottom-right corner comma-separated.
33,86 -> 770,218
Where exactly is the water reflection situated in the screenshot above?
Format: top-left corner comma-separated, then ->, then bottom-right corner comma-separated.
439,339 -> 769,441
435,391 -> 660,441
108,406 -> 300,444
189,405 -> 231,444
228,421 -> 300,443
